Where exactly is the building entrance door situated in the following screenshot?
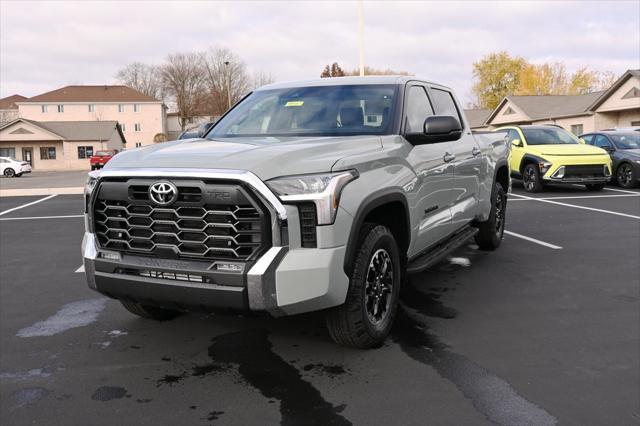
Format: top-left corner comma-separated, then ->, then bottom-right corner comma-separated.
22,148 -> 33,166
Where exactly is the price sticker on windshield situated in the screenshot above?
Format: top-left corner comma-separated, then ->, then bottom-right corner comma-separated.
285,101 -> 304,107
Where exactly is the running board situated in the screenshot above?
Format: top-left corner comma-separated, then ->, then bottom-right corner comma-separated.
406,226 -> 479,274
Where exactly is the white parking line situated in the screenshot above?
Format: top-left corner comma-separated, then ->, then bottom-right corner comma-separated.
0,214 -> 83,221
602,187 -> 640,195
0,195 -> 57,217
504,230 -> 563,250
510,194 -> 640,201
510,193 -> 640,219
75,265 -> 85,273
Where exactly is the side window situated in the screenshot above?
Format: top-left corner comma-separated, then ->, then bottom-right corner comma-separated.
404,86 -> 434,133
430,88 -> 462,123
581,134 -> 594,145
594,135 -> 613,149
506,129 -> 520,143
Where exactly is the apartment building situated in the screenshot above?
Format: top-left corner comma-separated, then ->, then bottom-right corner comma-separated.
16,85 -> 166,147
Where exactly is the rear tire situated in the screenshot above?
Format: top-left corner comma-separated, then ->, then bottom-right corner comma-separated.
475,181 -> 506,251
585,183 -> 605,191
120,300 -> 181,321
4,168 -> 15,177
325,223 -> 402,349
522,163 -> 543,192
616,163 -> 637,188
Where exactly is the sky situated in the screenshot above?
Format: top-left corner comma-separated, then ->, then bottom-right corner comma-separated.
1,0 -> 639,105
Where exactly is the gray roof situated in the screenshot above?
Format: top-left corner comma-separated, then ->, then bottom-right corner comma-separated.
463,109 -> 492,128
507,91 -> 604,120
259,75 -> 449,90
21,119 -> 121,141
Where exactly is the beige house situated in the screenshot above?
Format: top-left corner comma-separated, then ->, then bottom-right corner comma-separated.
0,119 -> 125,171
16,85 -> 166,147
484,69 -> 640,133
0,94 -> 27,125
166,112 -> 219,140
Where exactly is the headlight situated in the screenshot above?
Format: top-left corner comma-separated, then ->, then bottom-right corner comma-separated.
85,170 -> 100,196
539,161 -> 552,174
266,170 -> 358,225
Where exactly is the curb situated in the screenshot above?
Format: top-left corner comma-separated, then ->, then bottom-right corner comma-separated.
0,187 -> 84,197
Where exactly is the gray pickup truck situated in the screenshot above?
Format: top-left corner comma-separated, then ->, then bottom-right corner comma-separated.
82,76 -> 510,348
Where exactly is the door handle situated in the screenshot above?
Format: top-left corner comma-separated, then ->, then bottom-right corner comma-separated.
443,152 -> 456,163
472,147 -> 481,156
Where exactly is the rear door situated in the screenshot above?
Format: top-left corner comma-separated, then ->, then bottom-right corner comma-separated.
428,87 -> 482,229
403,83 -> 454,253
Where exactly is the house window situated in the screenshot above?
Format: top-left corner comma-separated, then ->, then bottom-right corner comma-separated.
622,87 -> 640,99
0,148 -> 16,158
77,146 -> 94,159
57,104 -> 64,113
570,124 -> 583,135
134,104 -> 140,112
120,123 -> 126,132
41,105 -> 48,113
118,104 -> 125,112
135,142 -> 142,148
88,104 -> 95,112
504,106 -> 516,115
40,147 -> 57,160
134,123 -> 141,132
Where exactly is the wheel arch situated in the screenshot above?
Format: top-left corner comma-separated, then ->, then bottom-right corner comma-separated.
343,189 -> 410,276
519,154 -> 546,174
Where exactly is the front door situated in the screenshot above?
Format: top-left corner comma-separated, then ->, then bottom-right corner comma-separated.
22,148 -> 33,166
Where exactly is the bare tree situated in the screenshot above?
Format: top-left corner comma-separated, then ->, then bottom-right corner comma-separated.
320,63 -> 345,78
160,53 -> 206,131
116,62 -> 164,101
201,48 -> 251,116
251,70 -> 275,90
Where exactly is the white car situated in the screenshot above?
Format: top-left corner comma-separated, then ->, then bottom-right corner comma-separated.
0,156 -> 32,177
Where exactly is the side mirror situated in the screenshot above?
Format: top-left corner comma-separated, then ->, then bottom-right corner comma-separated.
511,139 -> 523,148
578,138 -> 586,144
405,116 -> 462,145
603,145 -> 615,153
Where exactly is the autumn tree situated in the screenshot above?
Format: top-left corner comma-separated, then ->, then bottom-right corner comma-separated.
320,63 -> 346,78
471,51 -> 527,109
160,53 -> 206,131
115,62 -> 165,101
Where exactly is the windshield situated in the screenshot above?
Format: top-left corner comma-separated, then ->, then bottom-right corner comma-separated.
610,133 -> 640,149
522,127 -> 580,145
207,85 -> 398,138
96,151 -> 112,156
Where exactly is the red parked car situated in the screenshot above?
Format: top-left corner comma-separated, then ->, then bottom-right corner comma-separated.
90,150 -> 119,170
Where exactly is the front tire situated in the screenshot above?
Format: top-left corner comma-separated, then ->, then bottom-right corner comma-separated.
475,181 -> 506,251
616,163 -> 637,188
585,183 -> 605,191
326,224 -> 402,349
3,168 -> 15,177
120,300 -> 181,321
522,163 -> 543,192
15,173 -> 22,177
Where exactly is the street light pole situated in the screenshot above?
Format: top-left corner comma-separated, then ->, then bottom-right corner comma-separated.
224,61 -> 231,110
357,0 -> 365,77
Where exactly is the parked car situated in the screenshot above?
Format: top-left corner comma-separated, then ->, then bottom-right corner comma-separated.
0,156 -> 31,177
90,150 -> 119,170
580,131 -> 640,188
497,125 -> 612,192
177,121 -> 216,140
82,76 -> 511,348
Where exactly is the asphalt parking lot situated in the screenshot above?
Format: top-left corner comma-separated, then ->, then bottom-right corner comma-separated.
1,183 -> 639,426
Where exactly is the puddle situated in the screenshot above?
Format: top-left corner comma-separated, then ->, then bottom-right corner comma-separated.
17,298 -> 108,337
208,329 -> 351,426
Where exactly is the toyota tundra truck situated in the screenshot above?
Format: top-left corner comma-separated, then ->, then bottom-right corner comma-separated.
82,76 -> 510,348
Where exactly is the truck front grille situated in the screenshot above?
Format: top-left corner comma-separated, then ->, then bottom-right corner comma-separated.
564,165 -> 606,178
93,179 -> 269,261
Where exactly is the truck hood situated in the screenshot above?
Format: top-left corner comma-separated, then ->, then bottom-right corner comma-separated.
105,136 -> 382,180
527,144 -> 608,157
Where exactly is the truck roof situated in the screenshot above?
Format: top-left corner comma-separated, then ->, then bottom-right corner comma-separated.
257,75 -> 449,91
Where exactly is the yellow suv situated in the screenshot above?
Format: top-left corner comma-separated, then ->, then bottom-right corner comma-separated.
497,125 -> 612,192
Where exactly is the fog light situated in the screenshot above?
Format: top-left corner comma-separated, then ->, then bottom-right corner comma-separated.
604,165 -> 611,177
553,166 -> 565,179
100,251 -> 121,261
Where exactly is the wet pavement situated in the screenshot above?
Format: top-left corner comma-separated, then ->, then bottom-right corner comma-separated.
1,183 -> 639,425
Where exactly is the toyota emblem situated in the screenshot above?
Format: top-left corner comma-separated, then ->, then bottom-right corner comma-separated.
149,181 -> 178,206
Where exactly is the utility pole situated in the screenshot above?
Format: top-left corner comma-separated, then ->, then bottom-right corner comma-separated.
357,0 -> 365,76
224,61 -> 231,110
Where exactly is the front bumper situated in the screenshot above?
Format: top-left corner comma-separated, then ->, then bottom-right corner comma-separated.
82,231 -> 349,317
